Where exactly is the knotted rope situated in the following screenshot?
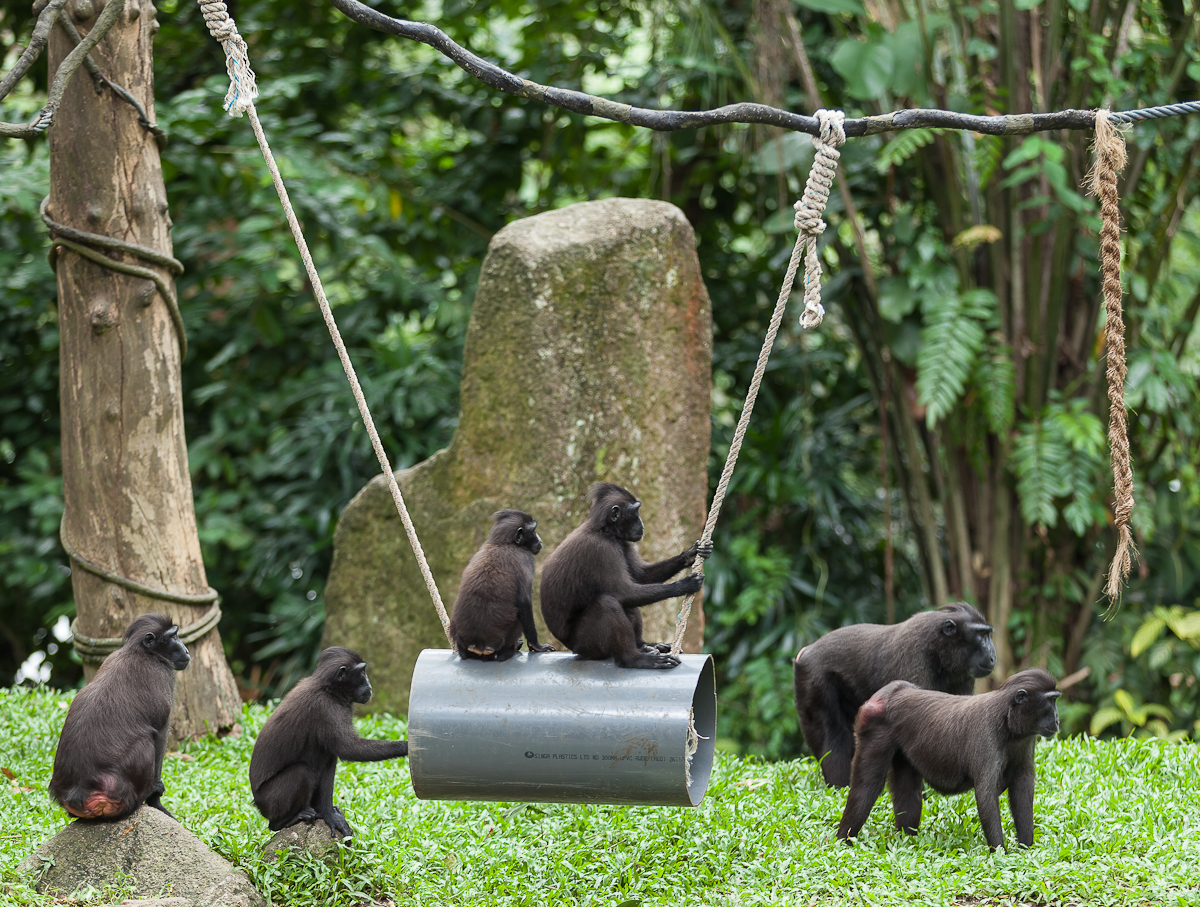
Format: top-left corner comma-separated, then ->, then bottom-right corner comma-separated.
795,109 -> 846,330
70,603 -> 223,665
1088,109 -> 1137,604
196,0 -> 453,643
670,110 -> 844,655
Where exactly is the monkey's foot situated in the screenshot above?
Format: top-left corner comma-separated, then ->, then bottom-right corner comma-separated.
527,642 -> 556,653
618,653 -> 682,669
641,642 -> 673,654
467,646 -> 496,656
282,807 -> 318,828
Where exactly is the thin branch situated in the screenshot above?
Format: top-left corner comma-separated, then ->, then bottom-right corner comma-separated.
327,0 -> 1101,137
0,0 -> 125,138
0,0 -> 69,103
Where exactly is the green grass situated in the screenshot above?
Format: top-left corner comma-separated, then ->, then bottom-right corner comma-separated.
2,686 -> 1199,907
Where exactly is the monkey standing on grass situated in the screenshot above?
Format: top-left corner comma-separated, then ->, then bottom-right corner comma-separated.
249,647 -> 408,839
837,668 -> 1061,850
540,482 -> 712,669
49,613 -> 191,819
449,509 -> 555,660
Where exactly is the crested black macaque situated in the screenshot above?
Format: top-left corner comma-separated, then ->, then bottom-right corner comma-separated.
540,483 -> 712,669
837,668 -> 1061,850
449,509 -> 555,661
249,647 -> 408,839
793,602 -> 996,787
49,613 -> 191,820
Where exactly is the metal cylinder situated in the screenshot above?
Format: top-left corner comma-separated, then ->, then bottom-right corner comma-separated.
408,650 -> 716,806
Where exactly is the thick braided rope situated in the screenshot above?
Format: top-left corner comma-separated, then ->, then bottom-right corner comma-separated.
198,0 -> 258,116
794,109 -> 846,330
70,603 -> 222,663
670,110 -> 844,654
1089,110 -> 1136,604
196,2 -> 452,643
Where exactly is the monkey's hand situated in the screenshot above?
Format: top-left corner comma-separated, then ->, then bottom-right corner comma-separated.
324,807 -> 354,840
527,642 -> 556,653
677,572 -> 705,595
683,539 -> 714,561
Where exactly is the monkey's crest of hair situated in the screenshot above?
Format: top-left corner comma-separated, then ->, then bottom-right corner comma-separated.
488,509 -> 535,545
587,482 -> 637,506
999,667 -> 1058,693
316,646 -> 363,672
121,612 -> 174,643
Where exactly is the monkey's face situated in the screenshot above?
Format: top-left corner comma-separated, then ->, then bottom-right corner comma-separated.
940,617 -> 997,679
1010,687 -> 1061,738
516,521 -> 543,555
146,626 -> 191,671
340,662 -> 374,704
609,500 -> 644,542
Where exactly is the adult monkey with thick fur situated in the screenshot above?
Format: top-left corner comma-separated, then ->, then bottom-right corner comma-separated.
837,668 -> 1060,850
449,509 -> 555,661
540,483 -> 712,669
793,602 -> 996,787
249,647 -> 408,839
49,613 -> 191,819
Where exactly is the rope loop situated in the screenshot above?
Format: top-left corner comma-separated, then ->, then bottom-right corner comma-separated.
71,602 -> 223,664
793,109 -> 846,330
198,0 -> 258,116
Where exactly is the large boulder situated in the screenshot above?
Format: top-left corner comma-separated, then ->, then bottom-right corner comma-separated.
323,198 -> 713,713
19,807 -> 264,907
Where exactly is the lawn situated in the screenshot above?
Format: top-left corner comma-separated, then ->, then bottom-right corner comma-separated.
2,685 -> 1198,906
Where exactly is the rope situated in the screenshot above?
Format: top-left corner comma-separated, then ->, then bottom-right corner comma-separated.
1088,110 -> 1137,604
794,110 -> 846,330
669,109 -> 845,656
70,602 -> 223,663
196,0 -> 453,644
41,198 -> 187,357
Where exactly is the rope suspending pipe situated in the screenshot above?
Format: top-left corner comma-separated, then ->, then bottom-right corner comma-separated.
1089,111 -> 1137,605
326,0 -> 1200,139
669,110 -> 844,656
196,0 -> 454,645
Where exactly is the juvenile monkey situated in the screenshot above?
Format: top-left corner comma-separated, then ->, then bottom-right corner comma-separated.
449,509 -> 554,660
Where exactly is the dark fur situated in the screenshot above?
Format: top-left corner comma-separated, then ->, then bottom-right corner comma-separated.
837,668 -> 1060,850
249,647 -> 408,838
793,602 -> 996,786
49,613 -> 191,820
539,482 -> 711,669
449,509 -> 554,661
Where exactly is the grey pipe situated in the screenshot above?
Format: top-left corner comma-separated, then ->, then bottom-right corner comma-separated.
408,650 -> 716,806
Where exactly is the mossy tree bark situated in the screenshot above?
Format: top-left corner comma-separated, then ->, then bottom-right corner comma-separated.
49,0 -> 240,738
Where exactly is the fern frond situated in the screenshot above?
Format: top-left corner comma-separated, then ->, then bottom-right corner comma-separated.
916,289 -> 995,428
1011,416 -> 1071,528
875,128 -> 940,174
976,336 -> 1015,436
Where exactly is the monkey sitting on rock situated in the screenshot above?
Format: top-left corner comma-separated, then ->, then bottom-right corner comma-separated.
837,667 -> 1061,850
449,509 -> 555,661
49,613 -> 191,820
793,602 -> 996,787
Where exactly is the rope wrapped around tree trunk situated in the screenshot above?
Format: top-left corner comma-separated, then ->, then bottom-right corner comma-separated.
670,110 -> 844,655
1089,109 -> 1137,604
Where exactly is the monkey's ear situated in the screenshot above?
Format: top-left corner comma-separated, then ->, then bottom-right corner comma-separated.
516,527 -> 524,543
1015,689 -> 1029,703
610,505 -> 621,522
336,665 -> 348,681
142,632 -> 156,648
941,619 -> 957,635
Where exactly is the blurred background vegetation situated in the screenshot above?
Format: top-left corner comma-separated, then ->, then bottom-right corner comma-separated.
3,0 -> 1200,757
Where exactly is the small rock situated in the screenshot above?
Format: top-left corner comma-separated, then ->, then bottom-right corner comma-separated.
19,806 -> 265,907
262,820 -> 343,862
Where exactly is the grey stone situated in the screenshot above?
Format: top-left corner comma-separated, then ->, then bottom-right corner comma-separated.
323,197 -> 713,714
262,820 -> 341,862
18,806 -> 265,907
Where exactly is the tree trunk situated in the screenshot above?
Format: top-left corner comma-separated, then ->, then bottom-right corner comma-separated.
49,0 -> 240,740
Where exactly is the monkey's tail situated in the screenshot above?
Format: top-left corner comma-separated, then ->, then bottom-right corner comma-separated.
56,774 -> 135,819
